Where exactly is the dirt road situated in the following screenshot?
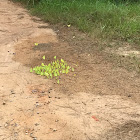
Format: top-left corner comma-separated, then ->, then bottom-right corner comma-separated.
0,0 -> 140,140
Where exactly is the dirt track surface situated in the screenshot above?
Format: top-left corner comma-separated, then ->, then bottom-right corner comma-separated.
0,0 -> 140,140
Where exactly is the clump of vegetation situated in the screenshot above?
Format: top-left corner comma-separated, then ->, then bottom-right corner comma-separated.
30,55 -> 75,84
13,0 -> 140,44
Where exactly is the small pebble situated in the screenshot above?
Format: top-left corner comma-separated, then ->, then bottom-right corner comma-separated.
4,123 -> 8,127
14,132 -> 18,136
11,90 -> 15,94
25,131 -> 28,135
32,90 -> 38,93
47,101 -> 50,104
36,103 -> 39,107
48,96 -> 51,98
55,97 -> 60,99
3,102 -> 6,105
30,133 -> 33,137
35,123 -> 39,126
14,123 -> 18,127
53,129 -> 57,132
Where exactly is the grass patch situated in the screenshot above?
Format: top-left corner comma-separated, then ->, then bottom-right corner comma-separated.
13,0 -> 140,44
107,53 -> 140,73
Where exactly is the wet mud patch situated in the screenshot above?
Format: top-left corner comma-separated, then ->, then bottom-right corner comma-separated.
33,43 -> 54,51
13,34 -> 58,67
13,33 -> 140,103
13,34 -> 106,96
100,120 -> 140,140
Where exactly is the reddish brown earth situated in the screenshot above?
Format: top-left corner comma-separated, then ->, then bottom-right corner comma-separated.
0,0 -> 140,140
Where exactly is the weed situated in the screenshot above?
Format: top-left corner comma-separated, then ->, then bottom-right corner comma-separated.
32,0 -> 140,44
13,0 -> 140,44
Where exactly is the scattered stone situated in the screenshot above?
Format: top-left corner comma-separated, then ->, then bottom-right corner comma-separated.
3,102 -> 6,105
30,133 -> 33,137
36,103 -> 39,107
46,101 -> 50,104
4,123 -> 8,127
55,120 -> 59,122
30,133 -> 37,139
53,129 -> 57,132
32,90 -> 38,93
14,123 -> 18,127
11,90 -> 15,94
25,131 -> 28,135
48,88 -> 53,94
128,95 -> 131,97
55,97 -> 61,99
14,132 -> 18,136
35,123 -> 39,126
48,96 -> 51,98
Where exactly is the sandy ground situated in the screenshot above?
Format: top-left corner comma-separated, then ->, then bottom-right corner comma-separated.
0,0 -> 140,140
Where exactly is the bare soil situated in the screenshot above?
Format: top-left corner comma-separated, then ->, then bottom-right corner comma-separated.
0,0 -> 140,140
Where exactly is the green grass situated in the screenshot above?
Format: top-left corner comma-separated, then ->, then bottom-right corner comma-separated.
13,0 -> 140,44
